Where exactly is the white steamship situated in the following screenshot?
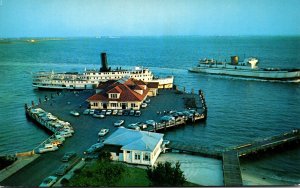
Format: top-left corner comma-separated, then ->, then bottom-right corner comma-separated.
32,53 -> 174,90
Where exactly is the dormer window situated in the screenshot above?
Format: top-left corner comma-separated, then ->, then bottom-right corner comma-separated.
109,93 -> 119,99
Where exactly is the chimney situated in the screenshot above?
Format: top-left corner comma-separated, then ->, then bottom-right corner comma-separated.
100,52 -> 110,72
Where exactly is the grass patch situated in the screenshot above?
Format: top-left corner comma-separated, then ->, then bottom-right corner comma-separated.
116,166 -> 150,186
67,160 -> 198,187
67,160 -> 150,187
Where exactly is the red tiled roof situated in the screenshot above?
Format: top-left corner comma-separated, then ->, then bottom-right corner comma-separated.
97,80 -> 116,89
107,86 -> 122,93
132,79 -> 146,86
88,78 -> 149,102
132,85 -> 143,90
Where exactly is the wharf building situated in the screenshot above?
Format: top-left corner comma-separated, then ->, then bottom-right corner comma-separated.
87,77 -> 158,110
103,127 -> 164,166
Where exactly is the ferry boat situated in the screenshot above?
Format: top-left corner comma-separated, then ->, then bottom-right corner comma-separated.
189,56 -> 300,82
32,53 -> 174,90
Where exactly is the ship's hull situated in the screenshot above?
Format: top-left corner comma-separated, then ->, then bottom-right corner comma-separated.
33,83 -> 96,90
188,67 -> 300,81
33,76 -> 174,90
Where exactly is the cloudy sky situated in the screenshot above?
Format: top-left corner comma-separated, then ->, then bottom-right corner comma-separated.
0,0 -> 299,37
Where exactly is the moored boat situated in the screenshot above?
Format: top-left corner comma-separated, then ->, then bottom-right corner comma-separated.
189,56 -> 300,82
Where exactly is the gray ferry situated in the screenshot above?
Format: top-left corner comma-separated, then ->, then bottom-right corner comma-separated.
188,56 -> 300,82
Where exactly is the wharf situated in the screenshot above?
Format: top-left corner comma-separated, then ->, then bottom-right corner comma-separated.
3,88 -> 207,186
234,129 -> 300,157
166,129 -> 300,187
222,151 -> 242,186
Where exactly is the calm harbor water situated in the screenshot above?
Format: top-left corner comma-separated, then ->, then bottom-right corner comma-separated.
0,36 -> 299,185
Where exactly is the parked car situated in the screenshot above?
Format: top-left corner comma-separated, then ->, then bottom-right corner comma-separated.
37,143 -> 59,153
112,110 -> 118,115
146,120 -> 156,127
61,152 -> 77,162
94,109 -> 101,114
135,111 -> 141,117
55,164 -> 69,176
127,123 -> 140,131
106,110 -> 112,115
129,110 -> 135,116
118,110 -> 123,116
70,110 -> 80,117
136,122 -> 147,129
114,120 -> 125,127
100,110 -> 106,115
123,110 -> 129,116
83,109 -> 90,115
49,139 -> 63,147
84,143 -> 104,154
160,115 -> 175,122
39,176 -> 58,187
89,109 -> 95,115
56,131 -> 72,138
141,103 -> 147,108
145,98 -> 151,103
93,113 -> 105,118
163,140 -> 170,146
98,128 -> 109,136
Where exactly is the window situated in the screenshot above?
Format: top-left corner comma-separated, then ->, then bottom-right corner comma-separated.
143,153 -> 150,161
93,102 -> 98,106
111,103 -> 118,107
110,94 -> 118,99
134,153 -> 140,160
131,103 -> 136,108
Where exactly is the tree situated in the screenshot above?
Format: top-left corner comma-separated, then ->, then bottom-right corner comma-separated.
146,161 -> 186,186
98,150 -> 112,161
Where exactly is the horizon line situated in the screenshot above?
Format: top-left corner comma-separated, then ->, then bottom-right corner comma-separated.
1,34 -> 300,39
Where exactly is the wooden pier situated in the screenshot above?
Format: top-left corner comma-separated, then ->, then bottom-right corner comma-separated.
222,151 -> 243,186
235,129 -> 300,157
166,129 -> 300,186
147,90 -> 207,132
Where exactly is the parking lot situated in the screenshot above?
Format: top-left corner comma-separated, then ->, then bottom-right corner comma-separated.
2,89 -> 203,186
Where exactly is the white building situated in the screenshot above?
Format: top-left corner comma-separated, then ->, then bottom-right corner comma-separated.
103,127 -> 164,166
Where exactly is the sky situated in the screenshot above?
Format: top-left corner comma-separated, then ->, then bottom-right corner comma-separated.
0,0 -> 299,37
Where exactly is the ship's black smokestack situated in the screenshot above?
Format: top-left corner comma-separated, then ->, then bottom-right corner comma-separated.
100,52 -> 110,72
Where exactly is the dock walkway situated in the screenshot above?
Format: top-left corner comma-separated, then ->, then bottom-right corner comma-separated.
222,151 -> 243,187
167,129 -> 300,187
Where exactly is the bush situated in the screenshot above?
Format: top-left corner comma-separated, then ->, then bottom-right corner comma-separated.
146,161 -> 186,186
98,150 -> 112,161
60,178 -> 69,186
73,168 -> 81,174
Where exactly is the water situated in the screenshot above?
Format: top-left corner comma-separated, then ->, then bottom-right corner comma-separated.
0,36 -> 299,185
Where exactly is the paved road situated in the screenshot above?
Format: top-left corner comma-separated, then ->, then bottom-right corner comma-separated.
1,89 -> 200,186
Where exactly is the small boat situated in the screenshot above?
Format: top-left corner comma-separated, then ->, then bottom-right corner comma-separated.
189,56 -> 300,82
